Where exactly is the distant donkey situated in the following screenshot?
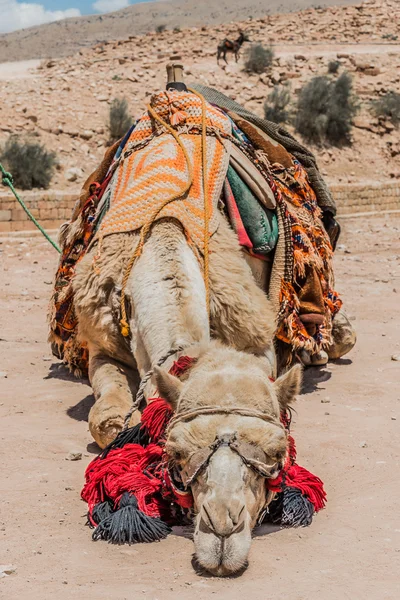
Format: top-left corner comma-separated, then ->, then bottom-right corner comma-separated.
217,30 -> 250,64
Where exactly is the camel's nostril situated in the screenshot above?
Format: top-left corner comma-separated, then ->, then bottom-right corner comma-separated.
231,504 -> 245,525
202,503 -> 216,532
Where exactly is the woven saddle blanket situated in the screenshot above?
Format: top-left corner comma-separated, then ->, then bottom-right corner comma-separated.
95,90 -> 231,252
49,88 -> 341,375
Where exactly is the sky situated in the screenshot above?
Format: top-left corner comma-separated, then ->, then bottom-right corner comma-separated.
0,0 -> 155,34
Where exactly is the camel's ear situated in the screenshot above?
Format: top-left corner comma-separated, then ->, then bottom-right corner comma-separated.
273,364 -> 302,409
153,366 -> 183,410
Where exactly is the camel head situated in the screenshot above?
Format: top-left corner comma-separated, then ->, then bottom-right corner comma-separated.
154,343 -> 302,576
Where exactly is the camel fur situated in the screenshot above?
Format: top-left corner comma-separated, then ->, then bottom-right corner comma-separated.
73,214 -> 277,449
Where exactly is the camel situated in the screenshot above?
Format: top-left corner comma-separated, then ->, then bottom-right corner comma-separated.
62,77 -> 354,575
217,30 -> 250,64
72,212 -> 301,575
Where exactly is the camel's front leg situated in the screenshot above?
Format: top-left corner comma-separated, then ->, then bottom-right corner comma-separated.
88,349 -> 140,449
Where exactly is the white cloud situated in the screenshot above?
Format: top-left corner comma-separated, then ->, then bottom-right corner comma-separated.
92,0 -> 129,14
0,0 -> 81,34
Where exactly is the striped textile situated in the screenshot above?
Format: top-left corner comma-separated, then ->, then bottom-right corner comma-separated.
96,90 -> 231,251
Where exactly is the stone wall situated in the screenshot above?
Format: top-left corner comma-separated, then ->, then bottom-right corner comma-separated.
0,182 -> 399,233
0,190 -> 78,232
332,181 -> 400,216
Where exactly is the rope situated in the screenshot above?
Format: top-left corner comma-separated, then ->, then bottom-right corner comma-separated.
123,345 -> 184,430
188,87 -> 210,312
167,406 -> 283,433
0,162 -> 61,253
119,91 -> 211,337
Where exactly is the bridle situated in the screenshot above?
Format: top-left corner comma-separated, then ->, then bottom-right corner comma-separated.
167,406 -> 286,489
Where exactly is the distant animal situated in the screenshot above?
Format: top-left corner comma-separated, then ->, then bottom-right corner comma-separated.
217,30 -> 250,64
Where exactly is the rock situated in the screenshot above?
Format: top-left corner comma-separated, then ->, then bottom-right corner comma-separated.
80,130 -> 94,140
353,117 -> 374,131
65,167 -> 84,182
0,372 -> 7,378
66,452 -> 82,461
26,115 -> 38,123
337,53 -> 350,59
294,54 -> 306,60
391,354 -> 400,361
0,565 -> 17,578
359,441 -> 368,448
365,67 -> 380,76
355,61 -> 374,71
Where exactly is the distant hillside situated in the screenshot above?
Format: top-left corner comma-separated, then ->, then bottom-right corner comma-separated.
0,0 -> 357,62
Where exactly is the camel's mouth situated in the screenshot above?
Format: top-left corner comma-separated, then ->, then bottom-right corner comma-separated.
193,514 -> 252,577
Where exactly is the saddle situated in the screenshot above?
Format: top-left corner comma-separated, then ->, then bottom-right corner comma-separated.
49,88 -> 342,375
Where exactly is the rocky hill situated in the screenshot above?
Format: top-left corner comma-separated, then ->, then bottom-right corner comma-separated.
0,0 -> 358,62
0,0 -> 399,190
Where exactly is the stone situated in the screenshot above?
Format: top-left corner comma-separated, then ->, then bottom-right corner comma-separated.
80,130 -> 94,140
0,372 -> 8,378
65,167 -> 84,182
391,354 -> 400,361
353,117 -> 374,131
0,565 -> 17,578
365,67 -> 380,76
66,452 -> 82,461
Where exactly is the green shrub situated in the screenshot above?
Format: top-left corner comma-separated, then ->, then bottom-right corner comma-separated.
372,91 -> 400,126
0,136 -> 56,190
244,43 -> 274,74
264,85 -> 291,124
173,26 -> 181,33
107,97 -> 132,143
328,60 -> 340,74
295,72 -> 358,146
156,24 -> 167,34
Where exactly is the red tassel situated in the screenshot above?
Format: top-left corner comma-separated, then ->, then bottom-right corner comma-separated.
141,398 -> 173,442
82,443 -> 166,519
170,355 -> 196,377
285,464 -> 327,512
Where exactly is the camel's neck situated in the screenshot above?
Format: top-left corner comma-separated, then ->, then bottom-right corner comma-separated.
130,221 -> 210,373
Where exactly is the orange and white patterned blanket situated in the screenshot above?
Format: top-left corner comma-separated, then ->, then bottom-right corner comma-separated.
96,90 -> 232,252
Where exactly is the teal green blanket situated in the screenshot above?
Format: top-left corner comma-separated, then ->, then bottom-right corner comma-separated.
227,165 -> 279,254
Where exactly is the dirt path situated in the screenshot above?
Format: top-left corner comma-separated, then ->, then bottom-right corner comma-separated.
0,59 -> 41,81
0,214 -> 399,599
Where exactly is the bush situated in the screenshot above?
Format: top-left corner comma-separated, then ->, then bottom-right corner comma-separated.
244,43 -> 274,74
107,97 -> 132,144
328,60 -> 340,74
295,72 -> 358,146
372,91 -> 400,126
156,24 -> 167,34
0,136 -> 56,190
173,26 -> 181,33
264,85 -> 291,124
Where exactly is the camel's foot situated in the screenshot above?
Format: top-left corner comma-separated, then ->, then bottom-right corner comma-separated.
88,398 -> 141,449
298,349 -> 329,367
327,310 -> 357,359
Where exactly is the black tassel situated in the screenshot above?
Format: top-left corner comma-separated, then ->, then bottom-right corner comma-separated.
90,500 -> 114,526
99,424 -> 150,459
92,493 -> 172,544
281,487 -> 314,527
266,488 -> 314,527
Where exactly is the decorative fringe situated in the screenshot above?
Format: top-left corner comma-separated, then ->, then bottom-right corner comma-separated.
141,398 -> 173,442
98,423 -> 150,459
92,493 -> 171,544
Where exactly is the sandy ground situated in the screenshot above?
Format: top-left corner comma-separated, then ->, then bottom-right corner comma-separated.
0,214 -> 399,599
